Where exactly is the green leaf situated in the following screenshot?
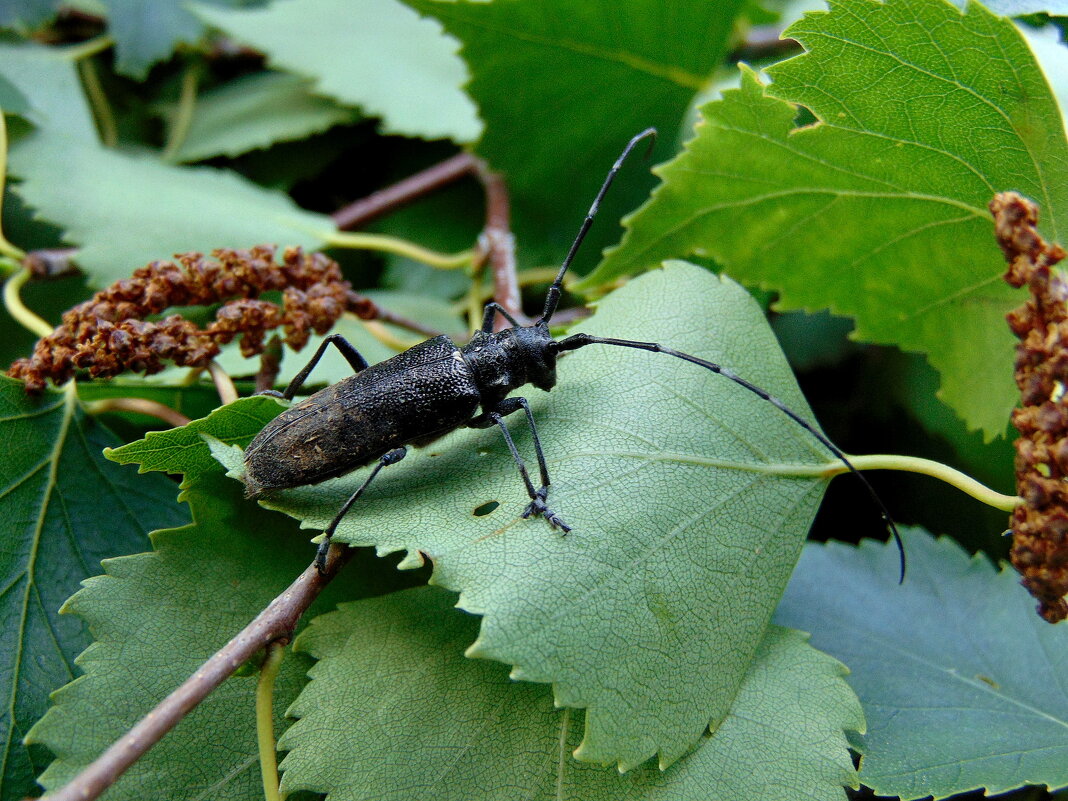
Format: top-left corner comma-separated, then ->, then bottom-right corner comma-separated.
191,0 -> 480,143
217,261 -> 835,769
8,130 -> 336,287
592,0 -> 1068,439
165,71 -> 359,163
100,0 -> 265,78
0,42 -> 96,142
106,394 -> 283,481
26,470 -> 345,799
405,0 -> 747,265
775,528 -> 1068,799
279,585 -> 863,800
0,73 -> 29,117
0,377 -> 187,801
0,0 -> 61,28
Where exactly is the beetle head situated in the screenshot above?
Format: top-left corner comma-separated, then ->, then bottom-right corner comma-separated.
515,321 -> 559,392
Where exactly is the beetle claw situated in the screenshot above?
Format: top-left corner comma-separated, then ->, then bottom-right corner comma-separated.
522,487 -> 571,533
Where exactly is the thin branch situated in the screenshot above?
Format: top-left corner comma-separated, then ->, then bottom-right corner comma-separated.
331,152 -> 479,230
77,55 -> 117,148
324,231 -> 472,270
161,64 -> 200,163
40,545 -> 354,801
729,26 -> 800,63
474,163 -> 525,327
255,336 -> 284,393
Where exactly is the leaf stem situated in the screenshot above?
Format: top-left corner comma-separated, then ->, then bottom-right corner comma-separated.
4,267 -> 52,337
361,319 -> 420,351
828,454 -> 1020,512
161,64 -> 200,163
0,111 -> 26,262
78,56 -> 117,147
84,398 -> 191,428
256,640 -> 287,801
64,34 -> 115,62
324,231 -> 472,270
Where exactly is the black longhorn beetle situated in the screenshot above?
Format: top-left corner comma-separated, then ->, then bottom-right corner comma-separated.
243,128 -> 904,579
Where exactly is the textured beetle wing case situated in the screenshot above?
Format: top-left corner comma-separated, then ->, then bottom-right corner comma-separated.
244,336 -> 481,494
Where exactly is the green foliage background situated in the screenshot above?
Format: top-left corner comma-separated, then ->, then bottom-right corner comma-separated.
0,0 -> 1065,799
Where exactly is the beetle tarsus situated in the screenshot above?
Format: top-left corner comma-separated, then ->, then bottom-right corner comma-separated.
522,487 -> 571,533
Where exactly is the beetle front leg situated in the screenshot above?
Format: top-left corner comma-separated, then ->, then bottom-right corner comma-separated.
471,398 -> 570,532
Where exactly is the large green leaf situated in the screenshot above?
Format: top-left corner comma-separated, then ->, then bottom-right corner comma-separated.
216,262 -> 836,769
775,529 -> 1068,799
192,0 -> 480,143
280,586 -> 863,801
0,42 -> 96,142
0,377 -> 186,801
27,412 -> 394,799
165,71 -> 359,163
405,0 -> 747,265
8,131 -> 335,287
592,0 -> 1068,439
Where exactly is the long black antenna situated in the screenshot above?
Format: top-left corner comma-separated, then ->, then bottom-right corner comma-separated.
555,333 -> 907,582
540,128 -> 658,323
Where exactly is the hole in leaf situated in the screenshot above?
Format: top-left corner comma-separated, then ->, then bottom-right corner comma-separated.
473,500 -> 499,517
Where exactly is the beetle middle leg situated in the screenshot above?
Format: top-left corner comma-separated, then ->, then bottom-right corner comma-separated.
470,397 -> 570,532
314,446 -> 407,573
260,333 -> 370,401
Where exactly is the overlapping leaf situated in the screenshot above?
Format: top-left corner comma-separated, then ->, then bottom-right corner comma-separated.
8,131 -> 335,286
775,529 -> 1068,799
192,0 -> 480,143
164,71 -> 358,163
100,0 -> 263,79
279,585 -> 863,800
405,0 -> 747,265
216,262 -> 835,769
592,0 -> 1068,439
27,411 -> 383,799
0,377 -> 186,801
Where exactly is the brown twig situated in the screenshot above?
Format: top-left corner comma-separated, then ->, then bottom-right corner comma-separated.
345,289 -> 444,339
474,163 -> 526,327
40,544 -> 354,801
729,26 -> 801,63
331,152 -> 479,231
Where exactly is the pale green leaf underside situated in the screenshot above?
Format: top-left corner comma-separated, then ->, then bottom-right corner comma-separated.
280,585 -> 862,801
0,378 -> 185,801
191,0 -> 480,143
8,131 -> 335,287
405,0 -> 747,265
166,71 -> 358,163
776,528 -> 1068,799
219,262 -> 834,770
593,0 -> 1068,438
0,42 -> 96,142
26,470 -> 357,800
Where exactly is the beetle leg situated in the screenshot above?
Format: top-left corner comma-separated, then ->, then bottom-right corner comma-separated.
486,400 -> 570,533
314,446 -> 407,573
265,334 -> 370,401
479,302 -> 521,334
